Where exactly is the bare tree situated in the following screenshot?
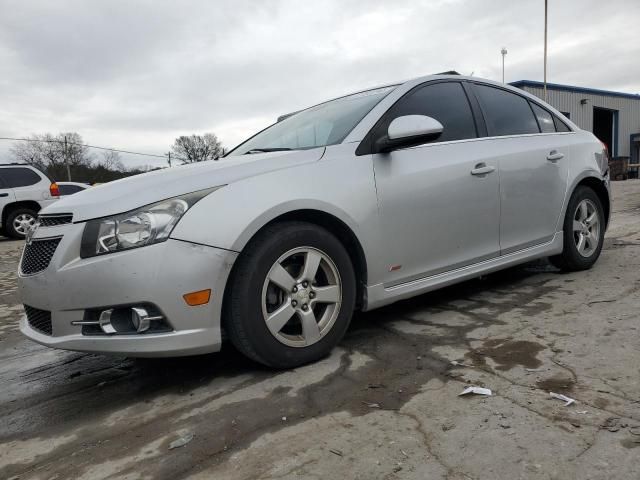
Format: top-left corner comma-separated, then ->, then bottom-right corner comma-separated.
171,133 -> 223,163
11,133 -> 92,167
99,150 -> 125,172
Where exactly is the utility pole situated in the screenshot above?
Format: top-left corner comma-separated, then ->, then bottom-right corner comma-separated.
543,0 -> 548,101
166,152 -> 172,168
64,135 -> 71,181
501,47 -> 508,83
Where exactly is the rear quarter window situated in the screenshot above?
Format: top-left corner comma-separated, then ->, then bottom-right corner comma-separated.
554,115 -> 571,132
530,102 -> 556,133
474,84 -> 540,136
0,167 -> 42,188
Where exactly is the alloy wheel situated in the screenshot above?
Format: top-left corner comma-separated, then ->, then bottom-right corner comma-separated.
13,213 -> 36,236
261,247 -> 342,348
573,199 -> 600,258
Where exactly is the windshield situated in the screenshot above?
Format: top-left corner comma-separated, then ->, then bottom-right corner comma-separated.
228,85 -> 397,156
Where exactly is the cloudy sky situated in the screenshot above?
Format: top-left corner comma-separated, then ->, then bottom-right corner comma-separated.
1,0 -> 638,168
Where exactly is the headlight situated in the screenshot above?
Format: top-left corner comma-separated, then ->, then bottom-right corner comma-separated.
80,187 -> 220,258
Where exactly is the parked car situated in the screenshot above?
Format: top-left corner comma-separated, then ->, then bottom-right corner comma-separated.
0,164 -> 59,239
18,74 -> 610,368
56,181 -> 90,196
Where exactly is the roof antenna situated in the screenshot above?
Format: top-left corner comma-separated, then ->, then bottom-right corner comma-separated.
469,71 -> 474,77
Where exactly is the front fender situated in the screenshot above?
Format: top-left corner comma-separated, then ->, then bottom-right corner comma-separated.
170,145 -> 385,283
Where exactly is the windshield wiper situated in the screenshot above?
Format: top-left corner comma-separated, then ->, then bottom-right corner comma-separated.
244,148 -> 293,155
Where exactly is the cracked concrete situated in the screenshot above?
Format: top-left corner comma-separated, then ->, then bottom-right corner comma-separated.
1,180 -> 640,479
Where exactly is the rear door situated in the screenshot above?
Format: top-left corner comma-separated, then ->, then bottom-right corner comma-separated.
471,83 -> 570,254
370,81 -> 501,286
5,167 -> 48,203
0,171 -> 17,229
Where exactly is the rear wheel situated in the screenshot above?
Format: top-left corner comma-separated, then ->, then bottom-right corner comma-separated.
6,208 -> 37,239
225,221 -> 356,368
550,186 -> 605,271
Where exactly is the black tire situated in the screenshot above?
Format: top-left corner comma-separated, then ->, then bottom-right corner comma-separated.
5,208 -> 38,239
224,221 -> 356,368
550,186 -> 605,271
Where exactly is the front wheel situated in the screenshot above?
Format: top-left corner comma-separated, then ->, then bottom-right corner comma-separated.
5,208 -> 38,239
550,186 -> 605,271
224,221 -> 356,368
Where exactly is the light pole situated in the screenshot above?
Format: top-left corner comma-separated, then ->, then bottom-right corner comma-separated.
501,47 -> 508,83
544,0 -> 548,100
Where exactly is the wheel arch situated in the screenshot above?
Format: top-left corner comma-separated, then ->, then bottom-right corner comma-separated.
223,208 -> 369,313
575,176 -> 610,227
1,200 -> 42,227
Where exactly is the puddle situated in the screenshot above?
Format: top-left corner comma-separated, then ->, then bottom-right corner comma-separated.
536,374 -> 575,393
466,338 -> 545,371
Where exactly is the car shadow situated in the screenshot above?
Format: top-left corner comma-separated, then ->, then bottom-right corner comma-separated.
2,258 -> 561,442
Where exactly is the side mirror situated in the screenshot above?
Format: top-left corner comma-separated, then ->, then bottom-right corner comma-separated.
374,115 -> 444,154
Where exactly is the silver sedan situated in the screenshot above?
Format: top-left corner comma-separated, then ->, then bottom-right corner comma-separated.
18,74 -> 610,368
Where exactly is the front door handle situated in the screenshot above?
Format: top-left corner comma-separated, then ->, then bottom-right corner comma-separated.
470,163 -> 496,176
0,193 -> 9,197
547,150 -> 564,162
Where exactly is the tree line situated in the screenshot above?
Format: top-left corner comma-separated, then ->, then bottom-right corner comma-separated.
9,132 -> 225,184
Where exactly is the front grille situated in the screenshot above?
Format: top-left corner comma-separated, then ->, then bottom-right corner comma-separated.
39,214 -> 73,227
20,237 -> 61,275
24,305 -> 52,335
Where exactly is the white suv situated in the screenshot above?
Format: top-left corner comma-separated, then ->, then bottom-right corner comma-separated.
0,164 -> 59,239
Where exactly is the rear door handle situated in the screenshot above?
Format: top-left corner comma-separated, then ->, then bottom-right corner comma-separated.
470,163 -> 495,176
0,193 -> 9,197
547,150 -> 564,162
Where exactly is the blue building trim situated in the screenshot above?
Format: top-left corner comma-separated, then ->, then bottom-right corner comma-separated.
510,80 -> 640,101
613,110 -> 619,157
631,134 -> 640,165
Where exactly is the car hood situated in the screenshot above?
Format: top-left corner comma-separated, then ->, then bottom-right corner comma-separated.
43,148 -> 324,222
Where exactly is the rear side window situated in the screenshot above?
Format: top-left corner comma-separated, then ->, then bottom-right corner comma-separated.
530,102 -> 556,133
474,84 -> 539,136
0,167 -> 42,188
59,184 -> 85,195
554,115 -> 571,132
380,82 -> 477,143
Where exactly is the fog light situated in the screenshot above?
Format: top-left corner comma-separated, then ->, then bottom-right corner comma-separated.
73,306 -> 165,334
131,307 -> 164,333
183,289 -> 211,306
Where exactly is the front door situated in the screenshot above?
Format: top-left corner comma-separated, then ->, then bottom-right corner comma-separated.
371,81 -> 500,286
0,174 -> 17,232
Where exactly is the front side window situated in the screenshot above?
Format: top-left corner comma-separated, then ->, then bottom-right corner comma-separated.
474,84 -> 539,136
379,82 -> 477,143
0,167 -> 41,188
530,102 -> 556,133
228,86 -> 397,156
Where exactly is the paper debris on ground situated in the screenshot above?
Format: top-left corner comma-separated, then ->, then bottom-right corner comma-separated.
459,386 -> 492,396
362,401 -> 381,408
525,368 -> 544,373
169,432 -> 194,450
550,392 -> 575,406
451,360 -> 472,367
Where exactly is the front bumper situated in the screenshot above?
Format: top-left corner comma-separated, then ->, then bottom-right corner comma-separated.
18,221 -> 237,357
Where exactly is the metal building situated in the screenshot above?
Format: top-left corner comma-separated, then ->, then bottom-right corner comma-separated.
511,80 -> 640,164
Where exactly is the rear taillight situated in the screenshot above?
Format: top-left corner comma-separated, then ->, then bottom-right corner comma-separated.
50,183 -> 60,197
